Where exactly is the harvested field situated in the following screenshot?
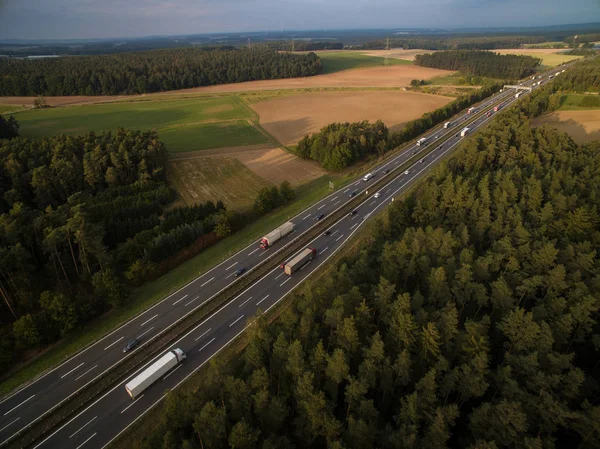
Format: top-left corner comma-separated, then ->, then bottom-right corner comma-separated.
493,49 -> 582,66
251,91 -> 453,145
532,110 -> 600,144
167,156 -> 271,210
171,146 -> 325,187
0,95 -> 126,107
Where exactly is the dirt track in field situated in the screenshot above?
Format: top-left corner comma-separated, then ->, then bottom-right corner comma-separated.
532,110 -> 600,144
251,90 -> 453,145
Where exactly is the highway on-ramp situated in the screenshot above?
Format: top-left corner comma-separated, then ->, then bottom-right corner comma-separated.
0,69 -> 560,449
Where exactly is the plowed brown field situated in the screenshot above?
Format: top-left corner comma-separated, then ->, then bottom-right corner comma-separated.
532,110 -> 600,144
251,91 -> 453,145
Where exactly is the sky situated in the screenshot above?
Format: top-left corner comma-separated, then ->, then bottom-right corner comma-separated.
0,0 -> 598,40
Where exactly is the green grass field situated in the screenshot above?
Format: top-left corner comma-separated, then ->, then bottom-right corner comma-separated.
317,51 -> 412,74
13,97 -> 269,151
160,120 -> 267,152
558,93 -> 600,110
0,104 -> 24,115
167,156 -> 271,209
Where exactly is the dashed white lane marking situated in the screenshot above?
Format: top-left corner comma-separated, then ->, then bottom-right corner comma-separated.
256,295 -> 270,306
195,328 -> 212,342
103,337 -> 124,351
140,314 -> 158,327
172,294 -> 188,306
60,363 -> 84,379
69,416 -> 97,439
199,338 -> 216,352
121,396 -> 144,414
201,277 -> 214,287
229,315 -> 244,327
225,262 -> 238,270
75,432 -> 96,449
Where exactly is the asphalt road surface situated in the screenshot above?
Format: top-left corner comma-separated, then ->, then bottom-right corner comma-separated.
0,68 -> 564,449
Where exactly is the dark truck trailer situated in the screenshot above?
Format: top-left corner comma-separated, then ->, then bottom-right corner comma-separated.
284,247 -> 317,276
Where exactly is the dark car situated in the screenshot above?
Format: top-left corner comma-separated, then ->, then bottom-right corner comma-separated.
349,210 -> 358,216
316,214 -> 325,220
123,338 -> 140,353
235,267 -> 246,277
323,230 -> 331,236
383,169 -> 390,174
349,190 -> 357,197
412,150 -> 417,155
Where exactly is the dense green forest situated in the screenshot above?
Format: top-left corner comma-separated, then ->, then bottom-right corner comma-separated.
133,75 -> 600,449
550,58 -> 600,92
0,116 -> 19,140
0,48 -> 322,96
414,50 -> 541,79
267,42 -> 344,52
360,36 -> 546,51
296,83 -> 501,170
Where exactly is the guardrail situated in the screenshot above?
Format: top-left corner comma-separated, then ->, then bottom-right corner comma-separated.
8,75 -> 538,449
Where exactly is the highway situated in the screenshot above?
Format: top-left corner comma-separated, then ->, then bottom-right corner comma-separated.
0,69 -> 560,449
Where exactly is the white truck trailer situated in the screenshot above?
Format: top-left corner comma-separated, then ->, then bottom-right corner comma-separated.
515,91 -> 522,98
467,107 -> 476,114
125,348 -> 186,399
443,122 -> 451,129
460,127 -> 470,137
284,248 -> 317,276
416,137 -> 427,146
260,221 -> 294,249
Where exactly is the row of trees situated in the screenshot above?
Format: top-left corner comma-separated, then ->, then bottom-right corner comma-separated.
360,36 -> 546,50
414,50 -> 541,79
0,48 -> 322,96
0,116 -> 19,140
266,42 -> 344,52
254,181 -> 296,217
296,121 -> 389,171
132,65 -> 600,449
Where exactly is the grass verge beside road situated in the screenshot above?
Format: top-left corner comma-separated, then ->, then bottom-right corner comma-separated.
557,93 -> 600,110
0,173 -> 351,399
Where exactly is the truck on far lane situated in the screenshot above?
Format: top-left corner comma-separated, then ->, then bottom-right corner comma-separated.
284,247 -> 317,276
125,348 -> 186,399
467,107 -> 476,114
416,137 -> 427,146
260,221 -> 294,249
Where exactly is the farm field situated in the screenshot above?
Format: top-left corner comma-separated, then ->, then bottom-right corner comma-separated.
251,90 -> 453,145
316,51 -> 412,74
532,110 -> 600,144
167,156 -> 271,210
0,104 -> 24,114
11,96 -> 270,152
493,49 -> 582,67
362,49 -> 430,61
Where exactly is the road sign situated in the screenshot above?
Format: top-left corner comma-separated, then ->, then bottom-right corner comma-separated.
329,181 -> 334,191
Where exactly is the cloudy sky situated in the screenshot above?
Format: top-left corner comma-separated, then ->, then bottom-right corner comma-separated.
0,0 -> 598,40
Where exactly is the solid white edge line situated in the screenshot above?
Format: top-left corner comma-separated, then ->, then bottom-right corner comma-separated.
74,365 -> 98,382
60,363 -> 85,379
140,314 -> 158,327
120,395 -> 144,415
68,416 -> 97,439
103,336 -> 124,351
75,432 -> 96,449
229,315 -> 245,328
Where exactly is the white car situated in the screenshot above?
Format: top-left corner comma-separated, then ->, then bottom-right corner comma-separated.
404,170 -> 410,175
373,192 -> 381,199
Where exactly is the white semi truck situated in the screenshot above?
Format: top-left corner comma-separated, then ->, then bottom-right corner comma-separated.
460,127 -> 470,137
416,137 -> 427,146
284,247 -> 317,276
260,221 -> 294,249
125,348 -> 186,399
467,107 -> 476,114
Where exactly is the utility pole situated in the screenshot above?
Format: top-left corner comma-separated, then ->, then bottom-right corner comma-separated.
248,37 -> 251,50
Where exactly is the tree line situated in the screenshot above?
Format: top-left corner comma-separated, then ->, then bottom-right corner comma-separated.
294,83 -> 502,171
550,58 -> 600,92
359,36 -> 546,51
266,42 -> 344,52
0,48 -> 322,96
414,50 -> 541,79
0,116 -> 19,140
132,70 -> 600,449
0,129 -> 241,372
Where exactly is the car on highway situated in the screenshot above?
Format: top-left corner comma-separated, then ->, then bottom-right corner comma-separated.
323,230 -> 332,236
349,190 -> 357,197
404,170 -> 410,175
123,338 -> 140,353
419,159 -> 424,164
316,214 -> 325,220
279,262 -> 286,269
349,210 -> 358,216
383,169 -> 390,174
235,267 -> 246,277
373,192 -> 381,199
412,150 -> 417,155
487,112 -> 491,117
